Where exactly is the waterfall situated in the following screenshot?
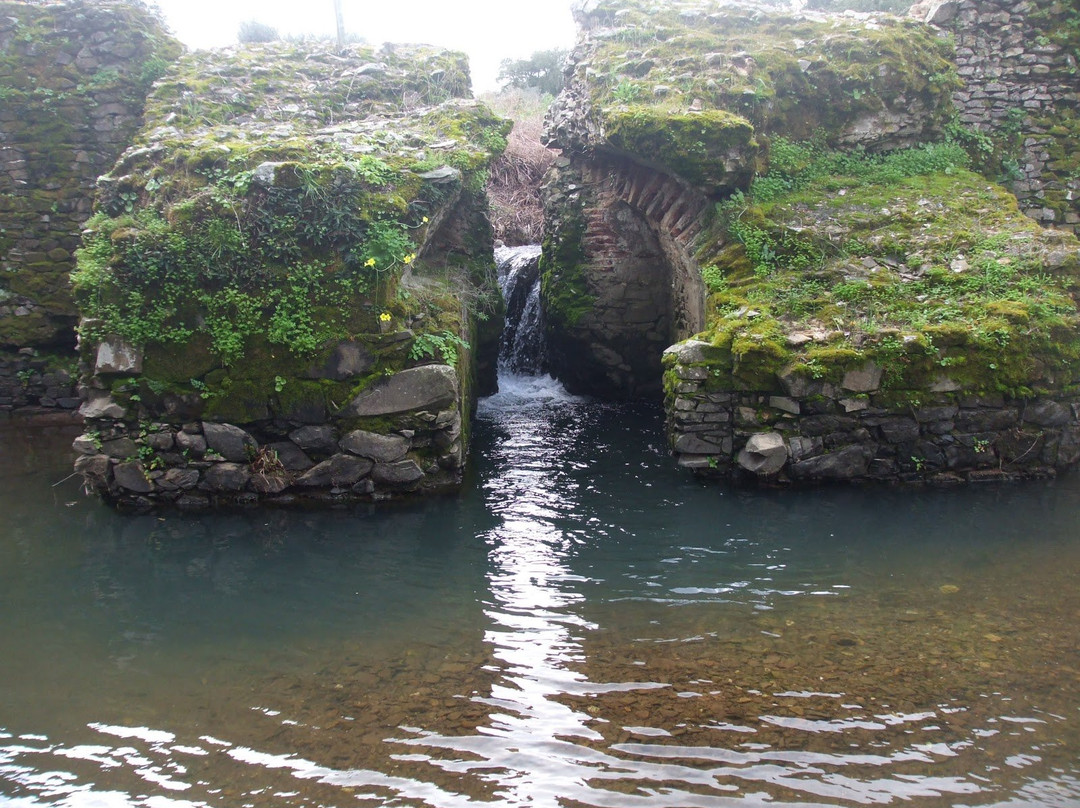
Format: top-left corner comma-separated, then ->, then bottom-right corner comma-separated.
495,245 -> 547,376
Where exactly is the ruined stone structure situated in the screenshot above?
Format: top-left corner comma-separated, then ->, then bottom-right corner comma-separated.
914,0 -> 1080,232
0,1 -> 181,355
542,0 -> 1080,484
72,42 -> 508,508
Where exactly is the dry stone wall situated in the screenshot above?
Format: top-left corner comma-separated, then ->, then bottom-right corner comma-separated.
542,0 -> 1080,485
914,0 -> 1080,231
71,41 -> 508,509
667,340 -> 1080,484
0,1 -> 181,350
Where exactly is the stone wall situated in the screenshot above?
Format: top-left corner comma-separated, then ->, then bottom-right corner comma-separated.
914,0 -> 1080,232
540,0 -> 959,399
0,348 -> 79,416
667,340 -> 1080,484
0,0 -> 181,350
75,364 -> 468,509
71,41 -> 507,509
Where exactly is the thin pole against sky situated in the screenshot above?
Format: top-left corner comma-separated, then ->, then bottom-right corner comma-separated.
333,0 -> 345,49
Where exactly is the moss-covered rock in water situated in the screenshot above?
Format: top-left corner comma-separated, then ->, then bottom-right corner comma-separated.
0,0 -> 181,349
73,41 -> 509,508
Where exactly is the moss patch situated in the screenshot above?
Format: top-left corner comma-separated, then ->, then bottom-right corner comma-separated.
693,139 -> 1080,398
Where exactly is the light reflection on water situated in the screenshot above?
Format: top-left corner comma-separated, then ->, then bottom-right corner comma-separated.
1,381 -> 1079,807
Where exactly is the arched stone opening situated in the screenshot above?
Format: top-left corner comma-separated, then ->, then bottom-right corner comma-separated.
540,154 -> 709,400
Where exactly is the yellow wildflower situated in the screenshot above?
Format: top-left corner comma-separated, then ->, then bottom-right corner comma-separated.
364,257 -> 376,268
379,312 -> 392,322
403,253 -> 416,265
422,216 -> 429,223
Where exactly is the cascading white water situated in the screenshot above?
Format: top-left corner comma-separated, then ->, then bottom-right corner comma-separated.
494,245 -> 547,376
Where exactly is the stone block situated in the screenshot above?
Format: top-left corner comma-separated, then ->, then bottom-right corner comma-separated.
340,430 -> 409,463
737,431 -> 788,476
340,365 -> 458,418
202,422 -> 257,462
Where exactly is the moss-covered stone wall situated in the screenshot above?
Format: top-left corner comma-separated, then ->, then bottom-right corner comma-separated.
913,0 -> 1080,232
72,42 -> 509,508
0,0 -> 181,352
541,0 -> 1080,483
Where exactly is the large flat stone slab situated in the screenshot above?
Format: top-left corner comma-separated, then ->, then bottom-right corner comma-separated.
340,365 -> 458,418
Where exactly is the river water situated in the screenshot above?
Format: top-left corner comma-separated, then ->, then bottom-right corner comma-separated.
1,372 -> 1080,808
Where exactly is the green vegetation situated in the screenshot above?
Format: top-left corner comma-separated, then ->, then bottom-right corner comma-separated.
578,1 -> 958,150
497,49 -> 568,96
691,137 -> 1080,398
0,1 -> 182,348
73,41 -> 510,418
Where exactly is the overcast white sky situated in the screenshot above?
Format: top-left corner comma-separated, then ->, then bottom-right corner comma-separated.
151,0 -> 578,93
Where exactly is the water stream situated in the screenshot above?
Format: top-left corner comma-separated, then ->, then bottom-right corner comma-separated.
1,247 -> 1079,807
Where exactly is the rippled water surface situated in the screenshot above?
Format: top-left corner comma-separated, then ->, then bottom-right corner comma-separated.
2,376 -> 1079,807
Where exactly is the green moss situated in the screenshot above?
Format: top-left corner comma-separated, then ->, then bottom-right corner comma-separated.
540,201 -> 595,330
691,139 -> 1080,398
579,2 -> 957,148
603,107 -> 757,190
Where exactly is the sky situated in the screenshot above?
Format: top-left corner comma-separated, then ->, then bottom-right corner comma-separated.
150,0 -> 579,94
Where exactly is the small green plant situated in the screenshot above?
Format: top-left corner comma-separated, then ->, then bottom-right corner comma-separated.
911,456 -> 925,472
274,375 -> 287,393
410,330 -> 469,365
612,81 -> 643,104
15,369 -> 34,387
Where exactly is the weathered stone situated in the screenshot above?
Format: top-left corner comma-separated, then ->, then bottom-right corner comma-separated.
200,462 -> 251,492
777,366 -> 824,399
101,437 -> 137,459
79,390 -> 125,419
266,441 -> 315,471
841,362 -> 884,393
95,337 -> 142,375
839,397 -> 869,414
175,431 -> 207,456
74,453 -> 111,485
877,417 -> 921,443
371,459 -> 425,486
664,340 -> 715,365
737,432 -> 788,476
674,432 -> 730,454
289,425 -> 338,455
296,454 -> 373,487
956,408 -> 1019,432
415,165 -> 462,183
145,431 -> 175,451
768,396 -> 800,415
929,375 -> 962,393
306,341 -> 375,380
251,472 -> 290,495
915,405 -> 959,423
790,445 -> 874,480
1024,399 -> 1071,427
158,468 -> 200,491
71,435 -> 99,455
114,461 -> 154,493
339,430 -> 409,463
202,422 -> 257,462
340,365 -> 458,417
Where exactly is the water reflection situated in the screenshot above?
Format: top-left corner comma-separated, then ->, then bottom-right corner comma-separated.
1,397 -> 1080,807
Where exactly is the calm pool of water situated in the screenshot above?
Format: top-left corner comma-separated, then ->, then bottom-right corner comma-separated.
1,375 -> 1079,807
